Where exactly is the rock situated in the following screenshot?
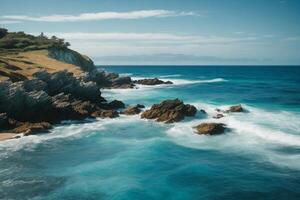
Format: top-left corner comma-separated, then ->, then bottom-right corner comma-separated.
34,70 -> 105,103
0,81 -> 54,122
194,123 -> 226,135
23,79 -> 47,92
136,104 -> 145,108
91,110 -> 119,118
106,100 -> 125,109
83,70 -> 135,89
71,100 -> 98,117
133,78 -> 173,85
141,99 -> 197,123
184,104 -> 197,116
200,109 -> 207,114
213,114 -> 224,119
215,108 -> 222,112
111,76 -> 135,89
0,113 -> 9,129
123,105 -> 142,115
11,122 -> 52,135
227,104 -> 243,112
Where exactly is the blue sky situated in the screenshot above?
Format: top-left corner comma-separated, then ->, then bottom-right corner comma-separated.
1,0 -> 300,65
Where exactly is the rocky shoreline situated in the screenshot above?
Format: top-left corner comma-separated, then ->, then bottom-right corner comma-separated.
0,29 -> 246,141
0,68 -> 245,140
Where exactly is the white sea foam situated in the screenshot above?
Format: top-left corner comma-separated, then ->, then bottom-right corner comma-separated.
159,74 -> 182,78
132,76 -> 227,86
0,116 -> 141,154
166,102 -> 300,169
119,73 -> 133,77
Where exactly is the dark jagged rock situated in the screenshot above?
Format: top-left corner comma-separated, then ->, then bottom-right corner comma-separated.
200,109 -> 207,114
133,78 -> 173,85
34,70 -> 105,103
0,81 -> 54,122
111,76 -> 135,88
122,105 -> 143,115
141,99 -> 197,123
106,100 -> 125,109
0,113 -> 10,129
227,105 -> 243,112
11,121 -> 52,135
136,104 -> 145,108
213,114 -> 224,119
0,70 -> 124,137
83,69 -> 135,89
194,123 -> 226,135
91,110 -> 119,118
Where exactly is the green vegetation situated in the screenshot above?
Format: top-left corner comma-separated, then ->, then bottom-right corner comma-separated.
0,28 -> 70,54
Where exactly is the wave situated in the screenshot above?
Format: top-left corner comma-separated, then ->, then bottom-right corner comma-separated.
167,78 -> 227,85
0,116 -> 141,154
131,76 -> 227,87
166,102 -> 300,169
159,74 -> 182,78
119,73 -> 133,77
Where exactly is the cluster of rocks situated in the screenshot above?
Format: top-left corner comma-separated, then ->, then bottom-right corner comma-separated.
0,70 -> 131,135
83,69 -> 135,89
141,99 -> 197,123
0,66 -> 245,139
133,78 -> 173,85
137,99 -> 244,136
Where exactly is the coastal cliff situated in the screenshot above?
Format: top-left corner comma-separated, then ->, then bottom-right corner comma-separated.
0,29 -> 134,139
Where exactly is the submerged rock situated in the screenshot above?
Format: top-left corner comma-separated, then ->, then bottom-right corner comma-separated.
213,114 -> 224,119
194,123 -> 226,135
106,100 -> 125,109
141,99 -> 197,123
122,105 -> 143,115
133,78 -> 173,85
91,110 -> 119,118
111,76 -> 135,89
227,104 -> 243,112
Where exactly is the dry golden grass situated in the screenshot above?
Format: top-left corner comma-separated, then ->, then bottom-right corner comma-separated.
0,50 -> 84,81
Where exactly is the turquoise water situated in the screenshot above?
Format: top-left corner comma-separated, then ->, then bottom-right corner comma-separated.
1,66 -> 300,199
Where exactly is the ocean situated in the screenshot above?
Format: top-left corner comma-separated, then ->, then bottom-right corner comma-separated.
0,65 -> 300,199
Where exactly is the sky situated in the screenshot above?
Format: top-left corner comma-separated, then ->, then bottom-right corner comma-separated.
0,0 -> 300,65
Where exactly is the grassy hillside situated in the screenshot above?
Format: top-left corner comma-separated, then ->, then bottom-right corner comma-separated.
0,28 -> 94,82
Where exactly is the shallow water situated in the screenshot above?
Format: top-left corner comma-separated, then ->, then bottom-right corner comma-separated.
0,66 -> 300,199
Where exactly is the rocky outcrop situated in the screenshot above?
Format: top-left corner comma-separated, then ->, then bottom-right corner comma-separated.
83,69 -> 135,89
49,48 -> 95,72
0,70 -> 125,136
141,99 -> 197,123
34,70 -> 105,103
0,113 -> 9,129
194,123 -> 226,135
91,110 -> 119,118
11,122 -> 52,135
227,105 -> 243,112
213,114 -> 224,119
122,104 -> 145,115
133,78 -> 173,85
106,100 -> 125,109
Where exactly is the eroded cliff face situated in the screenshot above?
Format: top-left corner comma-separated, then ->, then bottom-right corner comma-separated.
48,48 -> 95,72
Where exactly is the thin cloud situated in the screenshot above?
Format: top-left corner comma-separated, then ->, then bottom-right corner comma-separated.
0,20 -> 21,24
40,32 -> 258,45
1,10 -> 198,22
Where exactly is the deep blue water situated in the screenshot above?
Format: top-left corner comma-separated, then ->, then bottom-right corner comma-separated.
0,66 -> 300,200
